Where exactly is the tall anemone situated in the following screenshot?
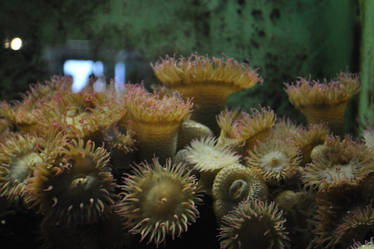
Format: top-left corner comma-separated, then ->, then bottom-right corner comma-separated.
185,136 -> 241,194
116,158 -> 202,246
152,54 -> 262,134
218,200 -> 289,249
217,107 -> 276,154
212,164 -> 268,218
0,134 -> 43,202
25,139 -> 117,225
284,73 -> 360,135
123,84 -> 193,162
246,138 -> 302,185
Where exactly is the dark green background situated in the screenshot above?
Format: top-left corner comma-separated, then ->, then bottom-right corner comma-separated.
1,0 -> 371,134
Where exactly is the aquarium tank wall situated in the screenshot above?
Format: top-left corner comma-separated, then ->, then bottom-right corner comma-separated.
0,0 -> 374,249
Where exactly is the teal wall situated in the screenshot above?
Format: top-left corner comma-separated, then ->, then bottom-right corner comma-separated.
359,0 -> 374,127
0,0 -> 358,130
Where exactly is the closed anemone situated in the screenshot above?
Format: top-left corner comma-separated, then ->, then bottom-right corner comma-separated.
212,164 -> 268,218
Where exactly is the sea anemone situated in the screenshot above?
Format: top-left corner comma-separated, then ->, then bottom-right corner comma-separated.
177,119 -> 213,150
185,136 -> 241,194
290,123 -> 330,165
116,158 -> 202,246
123,84 -> 193,162
100,124 -> 136,172
217,108 -> 275,154
216,108 -> 243,149
362,126 -> 374,148
305,136 -> 374,249
302,136 -> 374,192
212,164 -> 268,218
25,139 -> 117,225
24,75 -> 73,105
246,138 -> 302,185
0,101 -> 38,134
310,191 -> 374,249
33,84 -> 123,141
284,73 -> 360,134
273,190 -> 307,212
332,205 -> 374,248
271,118 -> 302,140
218,200 -> 289,249
0,76 -> 73,134
349,239 -> 374,249
0,134 -> 43,202
0,118 -> 11,138
152,54 -> 262,134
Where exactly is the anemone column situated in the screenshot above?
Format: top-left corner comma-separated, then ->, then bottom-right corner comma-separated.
152,54 -> 262,135
123,84 -> 193,163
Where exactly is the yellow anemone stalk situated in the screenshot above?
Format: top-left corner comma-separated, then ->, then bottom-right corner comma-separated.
285,73 -> 360,135
123,84 -> 193,162
152,54 -> 262,134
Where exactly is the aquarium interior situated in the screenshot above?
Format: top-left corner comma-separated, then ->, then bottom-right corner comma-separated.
0,1 -> 374,249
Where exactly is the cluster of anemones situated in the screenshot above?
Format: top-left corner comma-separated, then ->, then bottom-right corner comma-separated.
0,52 -> 370,249
0,76 -> 73,134
180,117 -> 291,248
0,77 -> 131,248
302,135 -> 374,248
0,74 -> 206,248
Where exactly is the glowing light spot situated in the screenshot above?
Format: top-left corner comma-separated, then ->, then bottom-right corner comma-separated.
64,60 -> 104,93
4,40 -> 10,49
92,61 -> 104,77
115,62 -> 126,93
10,37 -> 22,50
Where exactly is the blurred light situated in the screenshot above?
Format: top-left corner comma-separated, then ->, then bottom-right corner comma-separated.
4,39 -> 10,49
93,77 -> 106,92
92,61 -> 104,77
114,62 -> 126,93
10,37 -> 22,50
64,60 -> 96,93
